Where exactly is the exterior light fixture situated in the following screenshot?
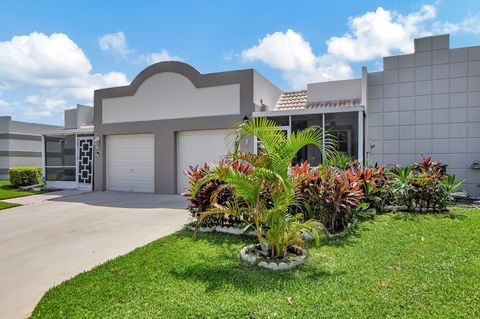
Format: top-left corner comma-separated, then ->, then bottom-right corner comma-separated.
93,136 -> 101,149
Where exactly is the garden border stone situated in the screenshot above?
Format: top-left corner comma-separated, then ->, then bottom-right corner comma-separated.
188,225 -> 257,236
239,244 -> 307,270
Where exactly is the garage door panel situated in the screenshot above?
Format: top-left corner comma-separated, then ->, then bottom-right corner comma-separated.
104,180 -> 154,193
106,134 -> 154,193
107,158 -> 154,166
177,129 -> 231,194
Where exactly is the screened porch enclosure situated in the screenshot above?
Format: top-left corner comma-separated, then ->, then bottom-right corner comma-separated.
44,135 -> 76,182
43,133 -> 94,190
253,109 -> 364,166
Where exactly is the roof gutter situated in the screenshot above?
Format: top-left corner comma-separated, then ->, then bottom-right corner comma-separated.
252,105 -> 365,117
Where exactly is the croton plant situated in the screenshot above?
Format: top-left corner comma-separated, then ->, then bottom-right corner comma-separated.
183,118 -> 464,264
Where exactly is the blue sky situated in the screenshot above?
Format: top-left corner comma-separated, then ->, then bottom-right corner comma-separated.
1,0 -> 480,125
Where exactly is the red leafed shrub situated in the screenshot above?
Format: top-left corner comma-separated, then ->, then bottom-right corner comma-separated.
183,159 -> 254,227
351,165 -> 393,213
290,160 -> 310,178
184,164 -> 222,215
231,160 -> 252,174
297,166 -> 365,233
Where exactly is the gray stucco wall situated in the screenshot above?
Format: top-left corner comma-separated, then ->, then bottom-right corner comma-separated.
64,105 -> 93,129
0,116 -> 61,179
366,34 -> 480,197
64,109 -> 78,129
94,61 -> 259,194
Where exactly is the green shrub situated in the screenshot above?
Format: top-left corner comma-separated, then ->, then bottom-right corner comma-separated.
9,166 -> 42,187
390,156 -> 464,211
322,151 -> 355,170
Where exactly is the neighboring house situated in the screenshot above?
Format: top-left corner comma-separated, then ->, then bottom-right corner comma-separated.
42,34 -> 480,197
0,116 -> 61,180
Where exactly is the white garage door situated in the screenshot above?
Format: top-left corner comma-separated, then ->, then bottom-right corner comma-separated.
106,134 -> 154,193
177,129 -> 231,194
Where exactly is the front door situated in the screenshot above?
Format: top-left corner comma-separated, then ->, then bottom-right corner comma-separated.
77,137 -> 94,190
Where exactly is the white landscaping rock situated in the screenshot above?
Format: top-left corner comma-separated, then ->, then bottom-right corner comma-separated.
188,225 -> 215,232
239,245 -> 307,271
278,262 -> 288,270
216,226 -> 244,235
190,224 -> 259,237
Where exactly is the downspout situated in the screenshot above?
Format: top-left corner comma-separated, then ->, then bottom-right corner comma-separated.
361,66 -> 368,164
322,113 -> 325,163
41,135 -> 46,186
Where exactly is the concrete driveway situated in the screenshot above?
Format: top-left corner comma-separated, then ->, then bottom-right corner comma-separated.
0,191 -> 189,319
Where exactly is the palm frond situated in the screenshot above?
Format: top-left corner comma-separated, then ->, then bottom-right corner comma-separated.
231,117 -> 286,161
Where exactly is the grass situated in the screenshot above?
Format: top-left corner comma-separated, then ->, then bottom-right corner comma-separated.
0,180 -> 41,200
31,206 -> 480,318
0,201 -> 20,210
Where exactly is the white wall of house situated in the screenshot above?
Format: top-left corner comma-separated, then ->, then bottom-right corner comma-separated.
253,71 -> 283,111
366,34 -> 480,196
307,79 -> 362,102
102,72 -> 241,124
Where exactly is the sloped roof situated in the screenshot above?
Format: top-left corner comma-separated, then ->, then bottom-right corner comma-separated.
275,90 -> 307,110
274,90 -> 362,111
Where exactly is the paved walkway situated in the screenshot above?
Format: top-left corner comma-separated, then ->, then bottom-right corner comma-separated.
2,189 -> 91,205
0,191 -> 189,319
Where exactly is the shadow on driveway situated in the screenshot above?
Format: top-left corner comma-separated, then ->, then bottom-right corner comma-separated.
52,191 -> 188,209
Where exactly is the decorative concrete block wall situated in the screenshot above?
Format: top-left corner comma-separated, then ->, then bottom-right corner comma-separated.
367,34 -> 480,197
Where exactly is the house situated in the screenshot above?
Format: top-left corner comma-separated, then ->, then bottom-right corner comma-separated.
43,34 -> 480,197
0,116 -> 61,180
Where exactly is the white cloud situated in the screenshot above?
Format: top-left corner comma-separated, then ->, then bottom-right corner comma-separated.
0,32 -> 128,94
0,99 -> 9,109
242,30 -> 317,72
241,29 -> 353,89
98,31 -> 130,57
139,49 -> 181,64
223,51 -> 235,61
433,13 -> 480,34
23,94 -> 67,117
241,4 -> 480,89
0,32 -> 129,121
99,31 -> 180,64
61,71 -> 128,101
327,5 -> 436,61
0,32 -> 93,87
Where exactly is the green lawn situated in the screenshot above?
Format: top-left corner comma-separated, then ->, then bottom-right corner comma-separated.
31,206 -> 480,319
0,201 -> 20,210
0,180 -> 41,200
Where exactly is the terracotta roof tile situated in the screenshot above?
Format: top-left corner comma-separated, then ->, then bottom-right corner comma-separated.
275,90 -> 307,110
274,90 -> 362,110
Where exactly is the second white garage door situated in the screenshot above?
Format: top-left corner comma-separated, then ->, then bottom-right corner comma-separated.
177,129 -> 231,194
106,134 -> 154,193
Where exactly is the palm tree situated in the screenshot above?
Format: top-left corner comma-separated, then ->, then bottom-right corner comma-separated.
192,117 -> 336,259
